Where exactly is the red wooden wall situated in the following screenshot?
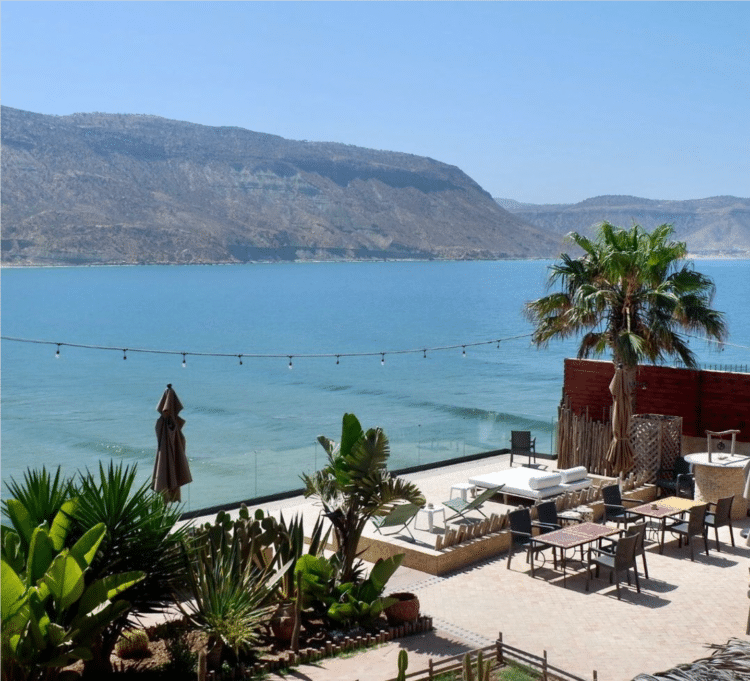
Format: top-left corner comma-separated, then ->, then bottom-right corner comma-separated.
563,359 -> 750,440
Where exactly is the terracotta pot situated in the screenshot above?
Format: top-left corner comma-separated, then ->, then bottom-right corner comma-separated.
270,602 -> 296,642
384,592 -> 419,625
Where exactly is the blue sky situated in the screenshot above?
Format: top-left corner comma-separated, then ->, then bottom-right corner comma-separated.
2,2 -> 748,204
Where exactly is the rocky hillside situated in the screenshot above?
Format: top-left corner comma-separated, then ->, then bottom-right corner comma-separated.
0,106 -> 562,265
496,195 -> 750,257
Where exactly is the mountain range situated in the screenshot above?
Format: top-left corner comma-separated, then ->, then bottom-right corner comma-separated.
1,106 -> 560,265
496,195 -> 750,257
2,106 -> 746,266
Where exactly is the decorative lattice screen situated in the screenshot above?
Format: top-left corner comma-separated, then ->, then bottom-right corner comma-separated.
630,414 -> 682,483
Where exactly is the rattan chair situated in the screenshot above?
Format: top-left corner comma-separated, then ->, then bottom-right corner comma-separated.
601,484 -> 642,528
506,507 -> 553,576
665,503 -> 709,561
704,495 -> 735,552
586,532 -> 641,600
532,500 -> 562,534
510,431 -> 536,467
655,456 -> 695,499
600,521 -> 649,579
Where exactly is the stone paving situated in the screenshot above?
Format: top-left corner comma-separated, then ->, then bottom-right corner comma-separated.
173,455 -> 750,681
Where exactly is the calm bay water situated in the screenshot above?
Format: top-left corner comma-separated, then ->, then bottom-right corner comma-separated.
2,260 -> 748,512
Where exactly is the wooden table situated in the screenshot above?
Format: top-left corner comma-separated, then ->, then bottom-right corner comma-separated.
629,496 -> 705,553
535,522 -> 620,586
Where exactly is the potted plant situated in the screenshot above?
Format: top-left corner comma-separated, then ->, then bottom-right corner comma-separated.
384,591 -> 420,625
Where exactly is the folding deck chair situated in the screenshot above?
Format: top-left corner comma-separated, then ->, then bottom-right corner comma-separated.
443,485 -> 504,522
371,502 -> 422,540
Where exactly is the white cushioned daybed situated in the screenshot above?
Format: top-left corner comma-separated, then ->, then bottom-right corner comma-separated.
468,466 -> 590,501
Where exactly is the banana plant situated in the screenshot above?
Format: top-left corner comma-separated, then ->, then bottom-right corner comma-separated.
294,553 -> 404,627
1,497 -> 144,681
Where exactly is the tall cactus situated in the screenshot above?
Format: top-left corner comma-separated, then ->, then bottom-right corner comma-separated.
396,649 -> 409,681
462,651 -> 491,681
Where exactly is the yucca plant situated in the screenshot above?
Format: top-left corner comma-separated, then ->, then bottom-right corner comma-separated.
71,462 -> 190,676
2,467 -> 75,547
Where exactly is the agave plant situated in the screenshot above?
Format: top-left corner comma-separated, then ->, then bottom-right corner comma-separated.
180,513 -> 290,667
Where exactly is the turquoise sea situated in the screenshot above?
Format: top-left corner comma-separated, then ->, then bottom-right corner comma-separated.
2,260 -> 748,512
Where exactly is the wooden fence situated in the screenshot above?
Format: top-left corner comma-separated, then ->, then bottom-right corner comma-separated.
384,632 -> 595,681
556,396 -> 613,476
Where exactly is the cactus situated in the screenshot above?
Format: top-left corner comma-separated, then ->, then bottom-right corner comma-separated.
396,649 -> 409,681
114,629 -> 150,659
462,651 -> 491,681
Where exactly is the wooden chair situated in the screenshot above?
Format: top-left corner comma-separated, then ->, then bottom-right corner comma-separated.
443,485 -> 503,522
371,503 -> 422,540
704,495 -> 735,552
586,532 -> 640,600
510,431 -> 536,466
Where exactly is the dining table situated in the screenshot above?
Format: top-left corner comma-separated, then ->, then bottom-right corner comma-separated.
629,496 -> 705,553
535,522 -> 620,586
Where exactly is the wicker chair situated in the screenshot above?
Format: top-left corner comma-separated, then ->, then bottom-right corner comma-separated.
664,503 -> 709,561
600,521 -> 649,579
704,495 -> 735,552
506,507 -> 553,576
655,456 -> 695,499
586,533 -> 641,600
601,484 -> 642,528
532,500 -> 562,534
510,431 -> 536,467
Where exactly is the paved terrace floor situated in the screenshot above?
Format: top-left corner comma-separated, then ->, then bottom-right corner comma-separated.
172,454 -> 750,681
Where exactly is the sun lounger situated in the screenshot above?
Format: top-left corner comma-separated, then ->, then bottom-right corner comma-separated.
468,467 -> 591,502
371,502 -> 422,539
443,485 -> 504,522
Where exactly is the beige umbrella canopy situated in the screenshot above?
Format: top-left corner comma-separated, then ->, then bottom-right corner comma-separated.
152,384 -> 192,502
605,366 -> 635,476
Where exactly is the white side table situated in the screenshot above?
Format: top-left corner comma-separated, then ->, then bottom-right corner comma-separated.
450,483 -> 476,501
416,504 -> 445,532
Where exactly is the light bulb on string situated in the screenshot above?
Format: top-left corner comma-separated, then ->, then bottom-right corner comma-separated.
462,346 -> 466,358
182,353 -> 187,368
238,354 -> 243,366
123,349 -> 127,361
55,344 -> 61,359
336,355 -> 340,365
423,349 -> 427,359
381,353 -> 385,366
288,356 -> 293,370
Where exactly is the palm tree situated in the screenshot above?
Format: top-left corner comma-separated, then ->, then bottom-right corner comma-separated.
525,222 -> 727,373
301,413 -> 425,584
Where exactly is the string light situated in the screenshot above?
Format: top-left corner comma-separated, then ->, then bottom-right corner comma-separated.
288,356 -> 293,370
2,332 -> 543,367
462,346 -> 466,358
381,353 -> 385,366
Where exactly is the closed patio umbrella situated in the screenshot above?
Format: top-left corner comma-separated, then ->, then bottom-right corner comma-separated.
605,366 -> 635,476
152,383 -> 192,502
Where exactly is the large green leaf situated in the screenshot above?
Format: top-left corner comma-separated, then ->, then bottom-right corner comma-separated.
69,523 -> 106,569
43,552 -> 85,611
1,558 -> 27,622
48,498 -> 78,552
77,571 -> 145,617
27,526 -> 55,588
5,498 -> 37,549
